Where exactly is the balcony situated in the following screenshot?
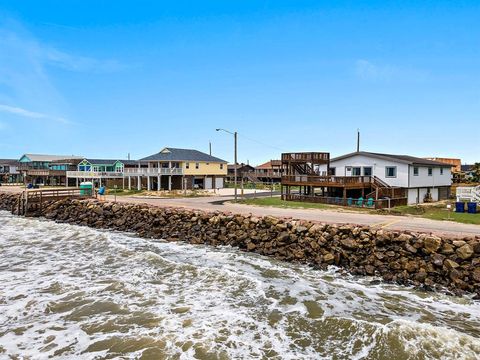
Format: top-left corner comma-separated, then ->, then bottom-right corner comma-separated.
66,171 -> 124,179
282,175 -> 373,188
281,152 -> 330,163
124,168 -> 184,176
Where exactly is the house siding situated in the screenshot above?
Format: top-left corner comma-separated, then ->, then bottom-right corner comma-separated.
320,154 -> 410,187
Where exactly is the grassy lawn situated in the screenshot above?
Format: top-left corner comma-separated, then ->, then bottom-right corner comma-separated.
239,197 -> 480,225
387,204 -> 480,225
239,197 -> 337,210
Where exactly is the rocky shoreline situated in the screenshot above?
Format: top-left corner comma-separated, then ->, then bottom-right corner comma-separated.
0,192 -> 479,297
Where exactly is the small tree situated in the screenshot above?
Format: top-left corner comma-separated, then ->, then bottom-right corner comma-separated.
472,163 -> 480,183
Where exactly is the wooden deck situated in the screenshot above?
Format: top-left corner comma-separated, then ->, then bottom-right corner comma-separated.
282,175 -> 373,189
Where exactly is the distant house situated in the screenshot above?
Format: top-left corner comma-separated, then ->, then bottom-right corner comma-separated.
126,147 -> 228,190
254,160 -> 283,183
424,157 -> 461,172
320,151 -> 452,204
460,164 -> 477,181
0,159 -> 22,184
66,158 -> 138,187
227,163 -> 255,182
18,154 -> 83,186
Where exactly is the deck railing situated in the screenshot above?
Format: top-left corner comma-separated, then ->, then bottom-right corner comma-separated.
281,152 -> 330,163
66,171 -> 124,178
282,175 -> 372,186
124,168 -> 184,176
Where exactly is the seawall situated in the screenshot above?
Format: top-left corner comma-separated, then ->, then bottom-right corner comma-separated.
1,192 -> 479,297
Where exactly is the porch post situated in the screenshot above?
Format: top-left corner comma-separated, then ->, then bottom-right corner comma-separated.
168,176 -> 172,191
157,175 -> 161,191
128,176 -> 131,190
137,176 -> 141,190
147,176 -> 151,191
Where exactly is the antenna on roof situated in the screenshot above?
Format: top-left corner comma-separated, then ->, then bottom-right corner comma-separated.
356,129 -> 360,152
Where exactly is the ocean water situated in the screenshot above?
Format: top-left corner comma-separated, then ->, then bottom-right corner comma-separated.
0,210 -> 479,360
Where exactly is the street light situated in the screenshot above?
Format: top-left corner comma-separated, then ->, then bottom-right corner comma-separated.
216,128 -> 238,201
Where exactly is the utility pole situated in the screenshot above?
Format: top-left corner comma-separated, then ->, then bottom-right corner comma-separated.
216,128 -> 238,201
234,131 -> 238,201
356,129 -> 360,152
209,141 -> 212,156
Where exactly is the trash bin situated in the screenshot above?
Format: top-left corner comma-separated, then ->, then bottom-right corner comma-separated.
80,182 -> 93,196
467,202 -> 477,214
455,202 -> 465,213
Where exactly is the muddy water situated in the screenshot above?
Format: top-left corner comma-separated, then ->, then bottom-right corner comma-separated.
0,211 -> 479,359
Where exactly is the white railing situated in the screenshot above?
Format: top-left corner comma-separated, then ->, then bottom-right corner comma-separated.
456,186 -> 480,202
66,171 -> 124,178
124,168 -> 184,176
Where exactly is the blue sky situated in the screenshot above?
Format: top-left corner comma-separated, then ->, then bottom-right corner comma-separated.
0,1 -> 479,164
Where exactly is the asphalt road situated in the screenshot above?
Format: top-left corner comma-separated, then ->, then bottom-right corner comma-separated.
107,193 -> 480,238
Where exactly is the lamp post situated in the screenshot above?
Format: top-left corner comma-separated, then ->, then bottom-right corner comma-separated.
216,128 -> 238,201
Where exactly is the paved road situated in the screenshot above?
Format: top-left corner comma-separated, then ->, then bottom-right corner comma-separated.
106,194 -> 480,238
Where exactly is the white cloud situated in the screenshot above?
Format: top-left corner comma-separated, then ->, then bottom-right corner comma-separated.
0,104 -> 72,124
355,59 -> 427,82
0,17 -> 128,129
43,46 -> 128,73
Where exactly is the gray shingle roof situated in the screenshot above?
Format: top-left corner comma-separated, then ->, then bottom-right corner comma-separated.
0,159 -> 19,166
140,148 -> 227,163
21,154 -> 83,162
331,151 -> 453,167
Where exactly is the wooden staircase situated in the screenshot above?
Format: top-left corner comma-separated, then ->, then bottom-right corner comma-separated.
366,176 -> 403,199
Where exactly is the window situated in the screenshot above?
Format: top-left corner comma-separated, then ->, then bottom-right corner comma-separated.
385,166 -> 397,178
220,164 -> 224,170
428,167 -> 433,176
363,167 -> 372,176
440,168 -> 444,175
195,163 -> 199,169
329,167 -> 336,176
413,167 -> 419,176
352,167 -> 361,176
186,163 -> 190,169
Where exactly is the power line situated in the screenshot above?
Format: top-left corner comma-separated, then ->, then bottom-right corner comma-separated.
236,132 -> 287,153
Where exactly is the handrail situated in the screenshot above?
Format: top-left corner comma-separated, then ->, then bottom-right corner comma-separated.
281,152 -> 330,162
282,175 -> 372,185
124,168 -> 184,175
67,171 -> 124,178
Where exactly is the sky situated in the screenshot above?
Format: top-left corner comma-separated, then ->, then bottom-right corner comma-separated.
0,0 -> 479,165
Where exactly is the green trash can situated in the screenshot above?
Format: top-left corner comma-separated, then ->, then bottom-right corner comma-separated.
80,182 -> 93,196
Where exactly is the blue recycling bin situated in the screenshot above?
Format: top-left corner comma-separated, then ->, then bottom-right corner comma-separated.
455,202 -> 465,213
467,202 -> 477,214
